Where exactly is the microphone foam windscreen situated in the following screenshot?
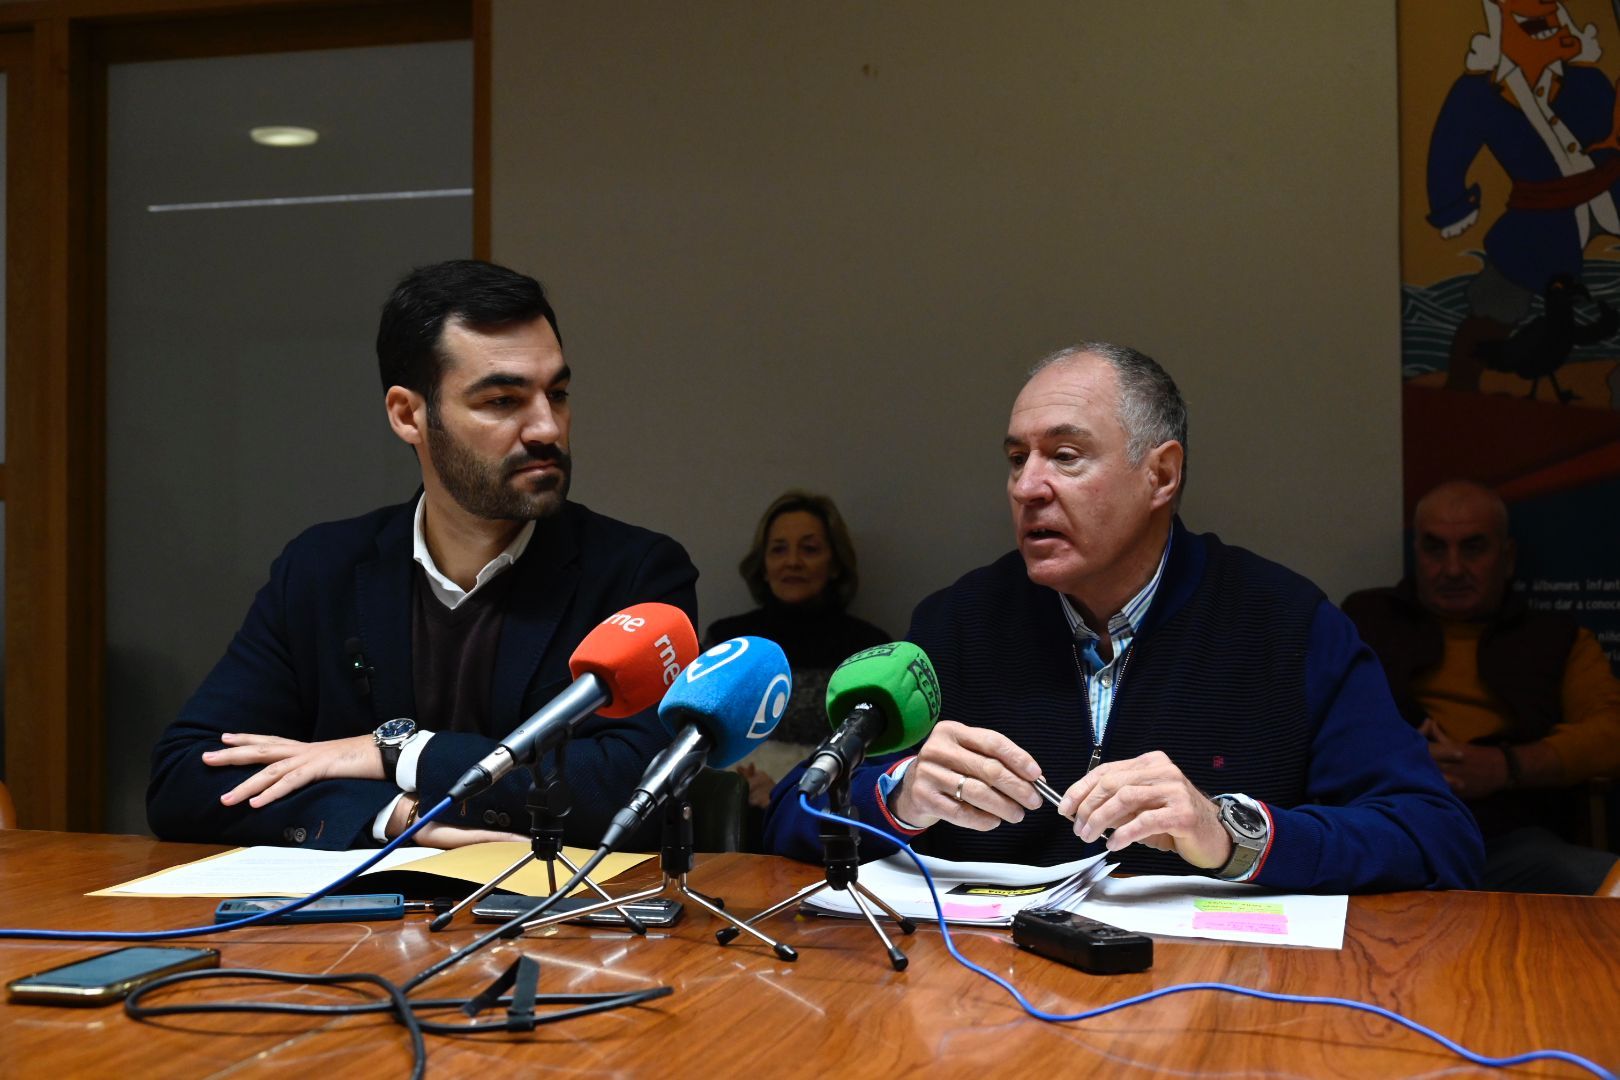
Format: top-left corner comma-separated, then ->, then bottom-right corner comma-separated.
658,636 -> 791,767
569,603 -> 700,719
824,641 -> 941,754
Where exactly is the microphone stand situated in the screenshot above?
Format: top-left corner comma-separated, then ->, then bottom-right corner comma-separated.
430,746 -> 647,935
512,796 -> 798,961
718,771 -> 914,970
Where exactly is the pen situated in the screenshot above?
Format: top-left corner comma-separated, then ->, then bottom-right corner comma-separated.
1035,776 -> 1108,837
1033,777 -> 1072,818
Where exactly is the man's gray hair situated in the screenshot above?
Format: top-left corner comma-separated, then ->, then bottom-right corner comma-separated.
1028,341 -> 1188,482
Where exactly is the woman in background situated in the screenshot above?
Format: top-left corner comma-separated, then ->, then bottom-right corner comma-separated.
706,491 -> 890,809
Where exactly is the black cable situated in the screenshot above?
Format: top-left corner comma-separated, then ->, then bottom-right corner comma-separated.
403,845 -> 613,993
110,828 -> 651,1075
128,967 -> 429,1080
413,987 -> 672,1034
125,966 -> 673,1075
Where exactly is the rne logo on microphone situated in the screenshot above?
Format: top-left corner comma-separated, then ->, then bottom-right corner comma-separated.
604,612 -> 647,632
654,634 -> 681,686
748,673 -> 790,740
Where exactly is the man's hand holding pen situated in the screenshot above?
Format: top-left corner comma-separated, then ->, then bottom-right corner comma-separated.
896,723 -> 1233,870
889,720 -> 1045,831
1056,750 -> 1232,869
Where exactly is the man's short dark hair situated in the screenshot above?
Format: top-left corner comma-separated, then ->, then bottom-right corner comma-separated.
375,259 -> 561,413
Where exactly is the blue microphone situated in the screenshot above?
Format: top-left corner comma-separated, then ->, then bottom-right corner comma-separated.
597,637 -> 790,851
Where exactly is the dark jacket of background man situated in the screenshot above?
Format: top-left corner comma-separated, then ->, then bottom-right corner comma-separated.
1343,479 -> 1620,895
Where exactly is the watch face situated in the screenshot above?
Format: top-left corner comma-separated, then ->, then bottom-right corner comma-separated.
1222,799 -> 1267,839
376,717 -> 415,743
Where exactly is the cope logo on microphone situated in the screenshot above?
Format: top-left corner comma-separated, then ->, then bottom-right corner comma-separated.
748,673 -> 790,741
683,637 -> 749,682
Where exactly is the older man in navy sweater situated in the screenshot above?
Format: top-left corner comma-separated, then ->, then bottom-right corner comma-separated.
765,343 -> 1482,892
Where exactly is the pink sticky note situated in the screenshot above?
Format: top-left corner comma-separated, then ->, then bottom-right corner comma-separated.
942,901 -> 1003,922
1192,912 -> 1289,934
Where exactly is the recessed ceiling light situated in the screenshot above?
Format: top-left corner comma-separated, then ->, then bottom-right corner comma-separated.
250,126 -> 319,148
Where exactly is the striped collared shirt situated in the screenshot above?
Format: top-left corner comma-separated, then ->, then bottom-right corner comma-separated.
873,533 -> 1173,836
1058,533 -> 1172,752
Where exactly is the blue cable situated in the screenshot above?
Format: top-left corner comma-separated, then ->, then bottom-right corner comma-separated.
0,796 -> 456,942
798,794 -> 1615,1080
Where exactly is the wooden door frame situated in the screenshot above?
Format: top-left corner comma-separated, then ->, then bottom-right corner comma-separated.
0,0 -> 487,830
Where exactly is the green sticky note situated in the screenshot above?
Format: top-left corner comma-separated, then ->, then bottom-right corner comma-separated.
1193,898 -> 1285,914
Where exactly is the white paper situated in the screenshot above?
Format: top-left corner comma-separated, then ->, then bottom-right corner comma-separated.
1075,875 -> 1349,950
800,851 -> 1112,926
801,853 -> 1348,949
90,846 -> 438,898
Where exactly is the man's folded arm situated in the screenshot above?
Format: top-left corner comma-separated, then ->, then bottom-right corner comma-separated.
1250,602 -> 1485,893
147,556 -> 396,849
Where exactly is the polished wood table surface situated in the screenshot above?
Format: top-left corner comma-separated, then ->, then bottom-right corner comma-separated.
1,829 -> 1617,1078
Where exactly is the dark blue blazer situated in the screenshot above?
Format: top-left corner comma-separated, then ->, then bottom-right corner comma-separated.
147,497 -> 698,850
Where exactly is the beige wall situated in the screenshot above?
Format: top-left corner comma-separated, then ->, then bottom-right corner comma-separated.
491,2 -> 1402,638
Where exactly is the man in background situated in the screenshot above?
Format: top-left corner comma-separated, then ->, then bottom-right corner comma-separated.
1343,479 -> 1620,894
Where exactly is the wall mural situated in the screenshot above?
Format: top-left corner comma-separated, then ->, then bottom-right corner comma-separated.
1401,0 -> 1620,662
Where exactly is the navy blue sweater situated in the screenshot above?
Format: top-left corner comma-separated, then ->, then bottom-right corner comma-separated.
763,522 -> 1484,893
148,498 -> 698,850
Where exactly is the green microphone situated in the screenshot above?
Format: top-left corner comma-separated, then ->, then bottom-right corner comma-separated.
798,642 -> 941,798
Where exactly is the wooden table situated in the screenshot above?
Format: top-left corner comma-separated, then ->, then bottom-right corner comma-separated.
1,829 -> 1616,1078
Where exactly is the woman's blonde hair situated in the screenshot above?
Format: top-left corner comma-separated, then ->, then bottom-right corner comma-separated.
739,490 -> 860,609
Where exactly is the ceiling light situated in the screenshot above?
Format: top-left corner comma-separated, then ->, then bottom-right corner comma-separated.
249,126 -> 319,148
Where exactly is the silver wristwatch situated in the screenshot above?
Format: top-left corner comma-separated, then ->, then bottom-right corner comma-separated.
1213,794 -> 1268,880
373,717 -> 416,784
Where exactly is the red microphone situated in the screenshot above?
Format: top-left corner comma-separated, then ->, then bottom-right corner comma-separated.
448,602 -> 699,799
569,603 -> 698,718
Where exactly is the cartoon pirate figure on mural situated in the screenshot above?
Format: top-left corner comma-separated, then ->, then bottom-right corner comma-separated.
1428,0 -> 1620,396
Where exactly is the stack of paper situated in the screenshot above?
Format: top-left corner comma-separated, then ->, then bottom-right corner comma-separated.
799,852 -> 1349,949
800,851 -> 1113,926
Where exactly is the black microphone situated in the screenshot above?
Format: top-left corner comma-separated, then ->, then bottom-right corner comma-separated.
598,727 -> 713,852
800,703 -> 886,799
450,676 -> 609,801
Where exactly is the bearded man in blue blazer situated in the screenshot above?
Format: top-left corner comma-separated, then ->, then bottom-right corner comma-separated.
148,260 -> 698,850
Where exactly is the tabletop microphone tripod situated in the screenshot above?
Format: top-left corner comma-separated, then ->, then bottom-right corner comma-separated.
512,794 -> 799,961
718,771 -> 914,969
430,750 -> 647,935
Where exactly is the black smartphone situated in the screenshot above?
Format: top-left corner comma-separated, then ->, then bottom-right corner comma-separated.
472,893 -> 683,927
214,893 -> 405,924
7,946 -> 220,1005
